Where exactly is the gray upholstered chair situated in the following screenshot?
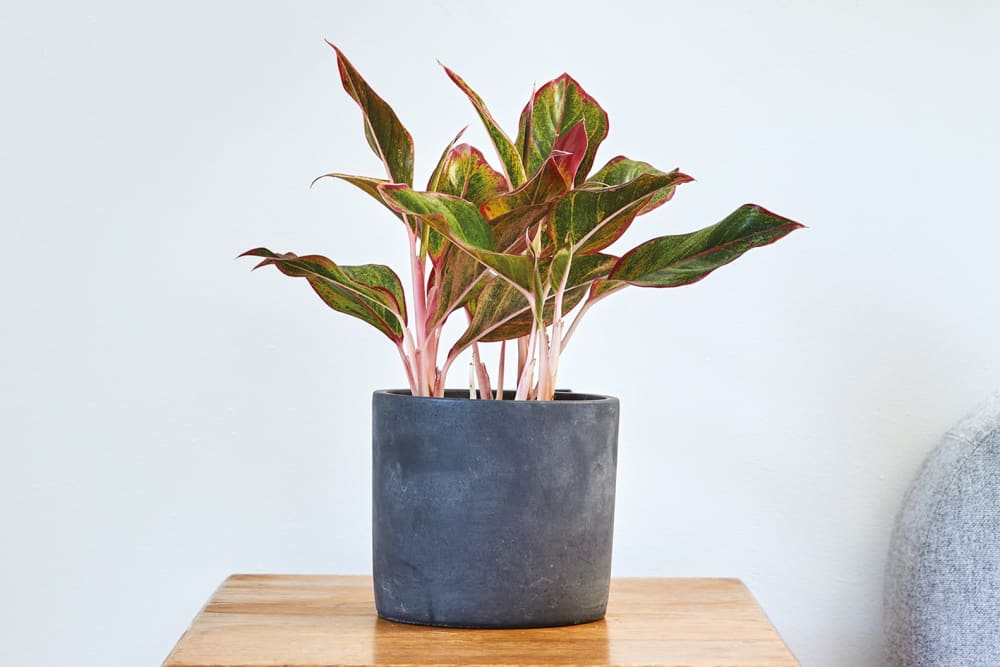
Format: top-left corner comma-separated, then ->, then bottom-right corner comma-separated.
884,394 -> 1000,666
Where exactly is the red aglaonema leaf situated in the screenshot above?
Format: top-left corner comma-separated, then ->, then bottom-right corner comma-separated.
426,126 -> 468,192
426,200 -> 554,331
550,171 -> 693,253
488,202 -> 556,255
327,42 -> 414,187
425,247 -> 483,330
431,144 -> 509,207
441,63 -> 527,188
478,153 -> 574,222
550,120 -> 588,184
591,204 -> 804,298
377,184 -> 535,293
241,248 -> 407,342
516,74 -> 609,185
587,156 -> 693,215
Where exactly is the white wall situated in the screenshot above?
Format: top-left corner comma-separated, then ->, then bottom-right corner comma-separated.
3,1 -> 999,664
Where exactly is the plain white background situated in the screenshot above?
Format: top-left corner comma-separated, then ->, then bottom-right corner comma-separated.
3,1 -> 999,664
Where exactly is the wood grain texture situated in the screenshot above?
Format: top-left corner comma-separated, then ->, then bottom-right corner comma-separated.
162,575 -> 800,667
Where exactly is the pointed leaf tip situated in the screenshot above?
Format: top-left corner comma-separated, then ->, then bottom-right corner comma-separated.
741,203 -> 806,229
239,247 -> 278,262
329,44 -> 414,187
442,64 -> 527,188
601,203 -> 804,292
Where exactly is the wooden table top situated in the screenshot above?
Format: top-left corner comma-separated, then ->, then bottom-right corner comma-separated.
163,575 -> 799,667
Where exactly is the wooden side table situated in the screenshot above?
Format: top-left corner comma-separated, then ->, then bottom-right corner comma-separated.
163,575 -> 800,667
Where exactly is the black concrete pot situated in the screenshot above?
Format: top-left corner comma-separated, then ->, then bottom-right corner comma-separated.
371,389 -> 620,628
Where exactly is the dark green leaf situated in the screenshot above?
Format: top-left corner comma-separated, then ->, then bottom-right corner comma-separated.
516,74 -> 608,184
441,64 -> 527,188
593,204 -> 804,298
328,43 -> 414,186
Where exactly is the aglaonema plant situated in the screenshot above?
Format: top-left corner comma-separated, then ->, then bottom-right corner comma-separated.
242,43 -> 803,400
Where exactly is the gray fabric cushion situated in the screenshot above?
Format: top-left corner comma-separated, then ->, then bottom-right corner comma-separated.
885,394 -> 1000,666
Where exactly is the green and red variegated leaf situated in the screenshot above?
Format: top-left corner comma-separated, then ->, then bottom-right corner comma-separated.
454,252 -> 617,350
483,282 -> 584,343
431,144 -> 509,206
489,201 -> 555,255
588,157 -> 691,215
426,246 -> 484,329
312,173 -> 405,223
550,247 -> 572,290
377,185 -> 495,250
328,43 -> 414,187
426,199 -> 553,328
241,248 -> 407,342
301,274 -> 403,342
423,127 -> 469,261
377,184 -> 535,292
478,152 -> 577,221
456,277 -> 526,348
591,204 -> 804,299
441,64 -> 527,188
551,171 -> 694,254
516,74 -> 609,185
426,126 -> 467,191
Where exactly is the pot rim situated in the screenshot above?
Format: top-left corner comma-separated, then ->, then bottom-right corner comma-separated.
374,388 -> 617,404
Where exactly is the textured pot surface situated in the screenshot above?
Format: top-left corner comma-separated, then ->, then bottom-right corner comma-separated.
372,389 -> 620,628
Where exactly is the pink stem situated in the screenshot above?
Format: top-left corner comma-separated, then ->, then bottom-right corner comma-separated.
495,340 -> 506,400
461,308 -> 492,399
472,342 -> 492,399
536,327 -> 551,401
439,349 -> 460,397
396,342 -> 418,395
407,227 -> 429,382
425,327 -> 442,396
515,320 -> 538,400
517,335 -> 529,380
545,260 -> 572,400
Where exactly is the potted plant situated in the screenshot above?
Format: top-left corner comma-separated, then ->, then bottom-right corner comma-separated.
242,42 -> 803,629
